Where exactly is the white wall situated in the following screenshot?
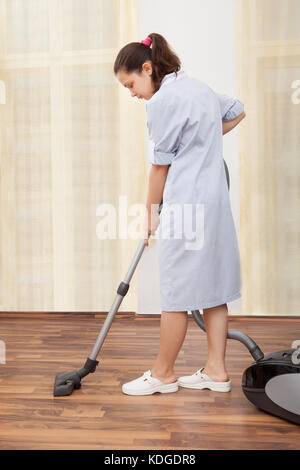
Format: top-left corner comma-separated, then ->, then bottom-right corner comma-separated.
138,0 -> 242,315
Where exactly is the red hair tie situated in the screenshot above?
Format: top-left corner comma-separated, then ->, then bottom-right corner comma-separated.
141,36 -> 152,47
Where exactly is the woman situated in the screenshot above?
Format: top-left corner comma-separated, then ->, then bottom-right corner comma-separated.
114,33 -> 246,396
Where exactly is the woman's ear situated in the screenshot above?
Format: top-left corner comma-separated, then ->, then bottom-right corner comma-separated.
143,61 -> 153,76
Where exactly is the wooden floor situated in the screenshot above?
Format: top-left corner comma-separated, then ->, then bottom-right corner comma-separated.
0,312 -> 299,450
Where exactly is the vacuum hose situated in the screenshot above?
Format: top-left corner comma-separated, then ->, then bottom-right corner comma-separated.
191,310 -> 264,362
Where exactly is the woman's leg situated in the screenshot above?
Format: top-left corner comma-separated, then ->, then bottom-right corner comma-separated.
151,311 -> 188,383
202,303 -> 229,382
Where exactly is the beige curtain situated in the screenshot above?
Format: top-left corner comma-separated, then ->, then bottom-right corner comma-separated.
237,0 -> 300,315
0,0 -> 147,312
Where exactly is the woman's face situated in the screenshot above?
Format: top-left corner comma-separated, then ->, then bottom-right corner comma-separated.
116,62 -> 155,101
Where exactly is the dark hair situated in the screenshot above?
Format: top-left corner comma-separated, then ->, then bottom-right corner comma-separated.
113,33 -> 181,93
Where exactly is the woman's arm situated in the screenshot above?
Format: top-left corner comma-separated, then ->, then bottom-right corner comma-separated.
222,111 -> 246,135
144,163 -> 170,245
146,164 -> 169,211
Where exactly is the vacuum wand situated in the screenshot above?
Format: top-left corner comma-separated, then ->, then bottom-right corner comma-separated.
89,239 -> 147,361
53,202 -> 163,397
53,237 -> 149,396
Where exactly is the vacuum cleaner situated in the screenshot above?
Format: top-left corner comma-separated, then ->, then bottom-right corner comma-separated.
53,160 -> 300,426
192,312 -> 300,425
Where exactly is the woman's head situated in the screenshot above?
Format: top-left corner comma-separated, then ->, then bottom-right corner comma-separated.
114,33 -> 181,100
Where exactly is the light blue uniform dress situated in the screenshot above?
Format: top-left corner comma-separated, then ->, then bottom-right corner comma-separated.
146,70 -> 244,311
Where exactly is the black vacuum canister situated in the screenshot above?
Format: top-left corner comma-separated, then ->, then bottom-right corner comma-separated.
242,349 -> 300,425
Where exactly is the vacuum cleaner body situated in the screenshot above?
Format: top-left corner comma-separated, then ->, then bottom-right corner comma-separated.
242,348 -> 300,425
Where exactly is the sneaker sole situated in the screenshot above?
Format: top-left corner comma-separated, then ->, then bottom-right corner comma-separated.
122,382 -> 179,396
178,381 -> 231,392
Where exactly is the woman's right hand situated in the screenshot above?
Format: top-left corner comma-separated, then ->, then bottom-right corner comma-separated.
144,206 -> 160,246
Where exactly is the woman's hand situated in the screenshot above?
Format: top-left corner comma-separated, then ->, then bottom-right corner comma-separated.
144,205 -> 160,246
144,164 -> 169,246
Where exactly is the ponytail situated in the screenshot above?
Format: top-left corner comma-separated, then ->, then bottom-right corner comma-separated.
113,33 -> 181,92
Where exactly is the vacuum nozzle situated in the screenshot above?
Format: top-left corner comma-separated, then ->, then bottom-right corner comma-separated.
53,358 -> 99,397
53,370 -> 82,396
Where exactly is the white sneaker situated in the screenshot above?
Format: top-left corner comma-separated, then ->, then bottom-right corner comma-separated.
178,367 -> 231,392
122,370 -> 179,396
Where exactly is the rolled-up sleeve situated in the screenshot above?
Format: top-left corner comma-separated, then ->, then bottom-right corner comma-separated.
146,97 -> 185,165
216,93 -> 244,122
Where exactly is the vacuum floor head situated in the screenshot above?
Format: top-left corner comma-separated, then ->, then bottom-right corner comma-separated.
53,370 -> 82,396
53,358 -> 99,397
